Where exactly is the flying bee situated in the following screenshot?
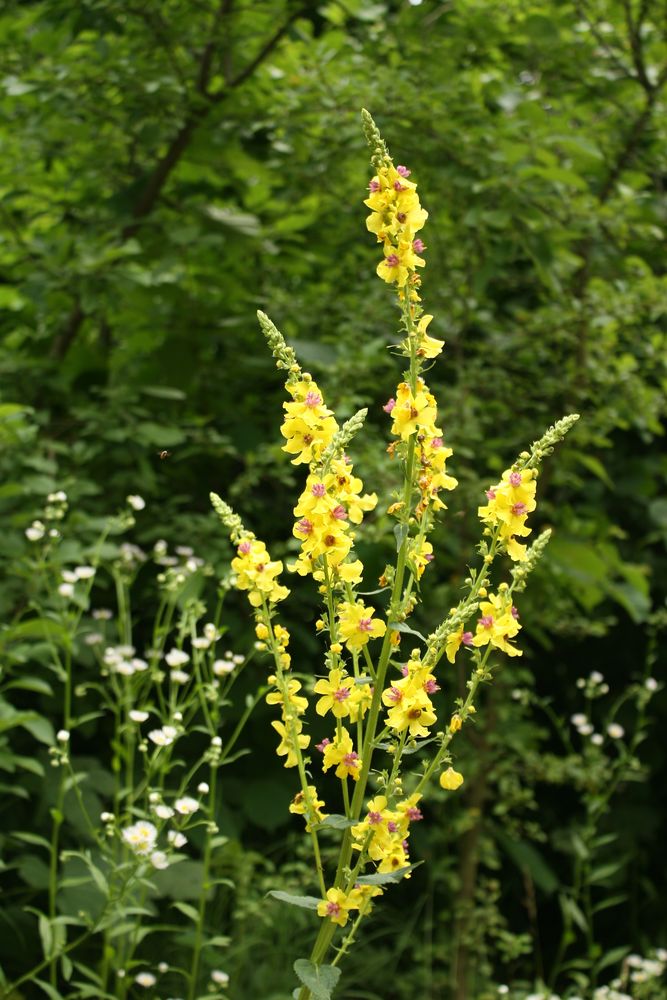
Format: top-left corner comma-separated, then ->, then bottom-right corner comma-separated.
157,450 -> 172,460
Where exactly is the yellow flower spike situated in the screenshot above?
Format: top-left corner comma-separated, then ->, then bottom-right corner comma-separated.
440,767 -> 464,791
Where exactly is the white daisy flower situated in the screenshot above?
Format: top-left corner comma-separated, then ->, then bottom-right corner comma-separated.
134,971 -> 157,987
25,521 -> 46,542
122,820 -> 157,855
148,728 -> 175,747
165,648 -> 189,667
174,796 -> 199,816
167,830 -> 187,848
74,565 -> 96,580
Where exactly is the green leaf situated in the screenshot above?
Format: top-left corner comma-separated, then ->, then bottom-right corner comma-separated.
393,523 -> 408,552
293,959 -> 341,1000
496,829 -> 560,895
355,863 -> 420,885
12,831 -> 52,851
23,716 -> 55,745
267,890 -> 321,910
387,621 -> 427,643
4,677 -> 54,696
315,814 -> 357,830
171,901 -> 200,922
2,618 -> 70,648
589,861 -> 624,885
141,385 -> 187,401
595,945 -> 630,975
38,914 -> 53,960
34,980 -> 65,1000
560,894 -> 588,932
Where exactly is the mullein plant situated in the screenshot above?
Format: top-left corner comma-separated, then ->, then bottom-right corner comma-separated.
2,494 -> 256,999
211,111 -> 579,1000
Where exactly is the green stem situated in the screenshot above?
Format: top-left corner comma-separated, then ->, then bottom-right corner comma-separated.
187,764 -> 218,1000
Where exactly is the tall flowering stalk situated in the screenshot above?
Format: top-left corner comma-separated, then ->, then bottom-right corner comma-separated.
212,111 -> 579,999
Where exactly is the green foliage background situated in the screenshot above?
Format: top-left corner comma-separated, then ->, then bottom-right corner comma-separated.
0,0 -> 666,997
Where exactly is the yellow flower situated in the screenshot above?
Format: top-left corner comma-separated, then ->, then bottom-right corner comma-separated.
478,468 -> 538,562
415,314 -> 444,359
314,668 -> 354,719
390,379 -> 437,440
266,677 -> 308,717
383,682 -> 437,739
338,559 -> 364,585
281,415 -> 338,466
348,682 -> 373,723
445,624 -> 473,664
471,593 -> 522,657
337,601 -> 386,651
440,767 -> 464,791
271,719 -> 309,768
321,727 -> 360,781
289,785 -> 327,831
317,887 -> 355,926
231,537 -> 289,607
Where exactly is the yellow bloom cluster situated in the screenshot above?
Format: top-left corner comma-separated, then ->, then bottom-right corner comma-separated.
317,884 -> 382,927
351,791 -> 423,874
478,467 -> 538,561
231,535 -> 289,607
446,588 -> 522,662
291,458 -> 377,582
471,590 -> 522,657
386,377 -> 457,522
256,621 -> 291,668
263,642 -> 311,769
281,375 -> 338,465
381,654 -> 439,739
289,785 -> 327,832
365,163 -> 427,290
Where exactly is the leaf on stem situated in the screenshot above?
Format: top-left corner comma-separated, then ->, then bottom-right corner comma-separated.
355,862 -> 422,885
268,890 -> 321,910
293,959 -> 341,1000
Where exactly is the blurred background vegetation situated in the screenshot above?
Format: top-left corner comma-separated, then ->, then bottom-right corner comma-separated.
0,0 -> 666,997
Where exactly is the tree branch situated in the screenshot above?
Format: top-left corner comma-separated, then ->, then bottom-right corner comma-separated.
223,3 -> 306,93
51,1 -> 310,360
